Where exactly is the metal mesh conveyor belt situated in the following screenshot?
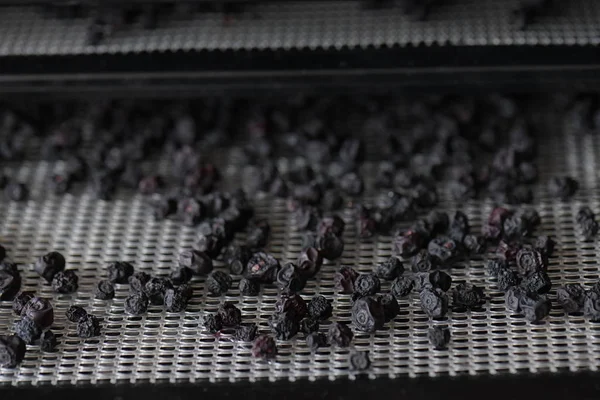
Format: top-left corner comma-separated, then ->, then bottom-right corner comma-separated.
0,0 -> 599,56
0,99 -> 599,386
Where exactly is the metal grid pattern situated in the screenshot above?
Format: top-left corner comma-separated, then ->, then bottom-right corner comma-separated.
0,103 -> 599,385
0,0 -> 599,56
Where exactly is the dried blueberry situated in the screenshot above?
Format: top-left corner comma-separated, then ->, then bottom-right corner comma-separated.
12,291 -> 33,316
420,288 -> 449,319
374,257 -> 404,280
548,176 -> 578,201
307,295 -> 333,321
327,322 -> 353,347
411,250 -> 436,273
299,317 -> 320,334
0,335 -> 26,368
124,293 -> 149,315
296,247 -> 323,279
556,283 -> 585,314
252,335 -> 277,359
218,302 -> 242,327
496,268 -> 520,291
245,252 -> 280,283
393,229 -> 425,258
317,215 -> 345,237
144,277 -> 172,305
194,234 -> 225,260
519,292 -> 552,322
178,250 -> 213,276
515,247 -> 546,275
268,311 -> 300,340
276,263 -> 306,293
14,317 -> 41,344
107,261 -> 134,284
164,284 -> 193,313
428,270 -> 452,292
462,234 -> 486,254
34,251 -> 65,283
377,293 -> 400,322
39,330 -> 58,353
449,211 -> 470,243
0,270 -> 20,300
77,314 -> 101,338
65,305 -> 87,323
170,267 -> 193,286
334,266 -> 359,294
203,313 -> 223,333
223,244 -> 252,276
391,276 -> 414,299
206,271 -> 232,296
520,270 -> 552,294
239,278 -> 260,296
452,283 -> 485,310
352,297 -> 385,333
306,332 -> 328,351
350,351 -> 371,371
129,271 -> 151,293
94,280 -> 115,300
534,235 -> 555,259
427,236 -> 459,266
354,274 -> 381,297
51,270 -> 79,294
275,293 -> 307,320
316,233 -> 344,260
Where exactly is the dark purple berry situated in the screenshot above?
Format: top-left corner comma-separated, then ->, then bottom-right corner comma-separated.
51,270 -> 78,294
520,271 -> 552,294
496,241 -> 520,264
317,215 -> 345,237
463,235 -> 486,255
393,229 -> 425,258
246,219 -> 270,250
548,176 -> 578,200
427,236 -> 460,266
0,335 -> 26,368
239,278 -> 260,296
391,276 -> 414,299
149,194 -> 177,219
0,270 -> 20,300
234,323 -> 258,342
306,332 -> 328,351
276,263 -> 307,293
350,351 -> 371,371
40,330 -> 58,353
144,277 -> 172,305
124,293 -> 149,315
428,327 -> 450,350
534,235 -> 555,259
129,271 -> 151,293
377,293 -> 400,322
307,295 -> 332,321
354,274 -> 381,297
65,305 -> 86,323
268,311 -> 300,340
579,218 -> 599,241
300,317 -> 320,334
178,250 -> 213,276
94,280 -> 115,300
218,302 -> 242,327
520,292 -> 552,322
327,322 -> 353,347
164,285 -> 193,313
14,317 -> 41,344
206,271 -> 232,296
452,283 -> 485,310
170,267 -> 193,286
556,284 -> 585,314
223,244 -> 252,276
296,247 -> 323,279
294,206 -> 321,231
374,257 -> 404,281
411,250 -> 437,273
496,267 -> 520,291
275,293 -> 307,320
428,270 -> 452,292
34,251 -> 65,283
316,233 -> 344,260
194,234 -> 225,260
334,266 -> 358,294
515,247 -> 546,275
107,261 -> 134,284
252,335 -> 277,359
352,297 -> 385,333
246,252 -> 280,283
12,291 -> 33,316
449,211 -> 470,243
420,288 -> 449,319
203,313 -> 223,333
77,314 -> 101,338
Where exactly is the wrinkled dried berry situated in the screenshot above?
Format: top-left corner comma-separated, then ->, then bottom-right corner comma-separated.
452,283 -> 485,310
496,241 -> 520,263
420,288 -> 449,319
0,270 -> 20,300
234,323 -> 258,342
334,266 -> 359,294
548,176 -> 578,201
22,296 -> 55,329
223,244 -> 252,276
300,317 -> 320,334
391,276 -> 414,299
556,283 -> 585,314
296,247 -> 323,279
94,280 -> 115,300
203,313 -> 223,333
352,297 -> 385,333
124,293 -> 149,315
275,293 -> 307,320
428,270 -> 452,292
374,257 -> 404,280
178,250 -> 213,276
462,234 -> 486,254
393,229 -> 425,258
579,217 -> 599,241
496,268 -> 520,291
206,271 -> 232,296
520,292 -> 552,322
354,274 -> 381,297
520,270 -> 552,294
483,207 -> 512,241
505,286 -> 528,312
149,194 -> 177,220
170,267 -> 193,286
12,291 -> 33,315
129,271 -> 151,293
410,250 -> 436,273
427,236 -> 459,266
295,206 -> 321,232
307,295 -> 332,321
252,335 -> 277,359
246,219 -> 270,250
413,273 -> 432,292
350,351 -> 371,371
0,335 -> 26,368
245,252 -> 280,283
317,215 -> 345,237
178,198 -> 205,226
515,247 -> 546,275
269,311 -> 300,340
77,314 -> 101,338
39,330 -> 58,353
107,261 -> 134,284
218,302 -> 242,327
34,251 -> 65,283
327,322 -> 353,347
194,234 -> 225,260
316,233 -> 344,260
306,332 -> 328,351
144,277 -> 172,305
164,285 -> 193,313
377,293 -> 400,322
577,207 -> 595,223
14,317 -> 42,344
276,263 -> 306,293
65,305 -> 87,323
51,270 -> 78,294
426,210 -> 450,236
534,235 -> 555,259
239,278 -> 260,296
428,326 -> 451,350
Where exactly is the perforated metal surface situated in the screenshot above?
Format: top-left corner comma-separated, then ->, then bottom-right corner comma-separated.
0,0 -> 599,56
0,101 -> 599,386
